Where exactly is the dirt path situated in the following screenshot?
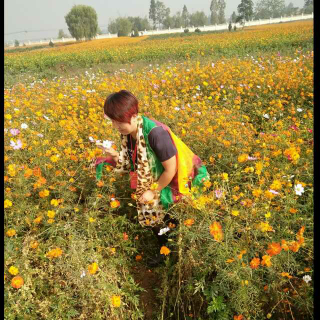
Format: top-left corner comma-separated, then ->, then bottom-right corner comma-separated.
132,264 -> 162,319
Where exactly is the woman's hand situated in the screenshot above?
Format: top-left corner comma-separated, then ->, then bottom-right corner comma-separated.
138,190 -> 155,204
100,147 -> 119,162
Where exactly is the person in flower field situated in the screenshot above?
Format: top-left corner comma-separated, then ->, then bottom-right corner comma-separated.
95,90 -> 209,266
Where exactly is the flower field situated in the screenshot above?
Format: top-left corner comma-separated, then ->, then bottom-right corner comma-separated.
4,20 -> 313,319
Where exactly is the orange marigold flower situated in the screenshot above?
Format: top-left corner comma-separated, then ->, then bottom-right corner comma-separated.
135,255 -> 142,261
24,168 -> 33,178
160,246 -> 171,255
238,154 -> 248,163
234,315 -> 244,320
281,240 -> 289,251
289,208 -> 297,214
289,241 -> 300,253
123,232 -> 128,240
88,262 -> 99,275
261,255 -> 272,267
46,248 -> 63,259
11,275 -> 24,289
184,218 -> 195,227
6,229 -> 16,237
250,257 -> 260,269
266,242 -> 282,256
209,221 -> 223,242
33,167 -> 41,177
110,199 -> 120,208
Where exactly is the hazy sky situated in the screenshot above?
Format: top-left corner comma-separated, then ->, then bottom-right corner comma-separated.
4,0 -> 305,43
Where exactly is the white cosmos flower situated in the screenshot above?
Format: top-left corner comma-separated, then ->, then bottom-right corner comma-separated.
263,114 -> 270,119
297,108 -> 303,112
303,275 -> 312,283
294,184 -> 305,196
80,271 -> 86,278
89,136 -> 95,142
102,140 -> 113,149
158,227 -> 170,236
21,123 -> 28,129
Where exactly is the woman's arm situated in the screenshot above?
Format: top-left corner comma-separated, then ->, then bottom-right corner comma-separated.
139,155 -> 177,204
156,155 -> 177,191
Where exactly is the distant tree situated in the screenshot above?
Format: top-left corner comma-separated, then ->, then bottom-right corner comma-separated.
254,0 -> 285,19
237,0 -> 254,22
189,11 -> 208,27
228,21 -> 232,31
128,16 -> 151,31
58,29 -> 68,39
155,1 -> 170,28
182,5 -> 190,27
303,0 -> 313,14
210,0 -> 219,24
163,12 -> 175,29
230,11 -> 238,23
217,0 -> 226,24
97,26 -> 103,35
14,40 -> 19,47
149,0 -> 157,29
172,11 -> 184,28
283,2 -> 299,16
108,17 -> 133,36
65,5 -> 98,40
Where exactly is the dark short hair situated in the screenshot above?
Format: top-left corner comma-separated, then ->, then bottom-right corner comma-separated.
104,90 -> 139,124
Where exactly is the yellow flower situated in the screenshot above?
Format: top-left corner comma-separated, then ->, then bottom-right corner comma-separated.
89,217 -> 96,223
30,241 -> 39,249
231,210 -> 239,216
88,262 -> 99,275
47,210 -> 55,218
111,295 -> 121,307
270,180 -> 282,190
110,199 -> 120,208
51,199 -> 59,207
39,189 -> 50,198
5,114 -> 12,120
33,216 -> 42,224
238,154 -> 248,163
74,207 -> 79,212
221,173 -> 229,181
4,199 -> 13,208
258,222 -> 274,232
8,266 -> 19,276
265,212 -> 271,218
6,229 -> 16,237
47,219 -> 55,224
160,246 -> 171,255
46,248 -> 63,258
184,218 -> 195,226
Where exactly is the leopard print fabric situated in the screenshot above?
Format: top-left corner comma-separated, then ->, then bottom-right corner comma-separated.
114,115 -> 166,227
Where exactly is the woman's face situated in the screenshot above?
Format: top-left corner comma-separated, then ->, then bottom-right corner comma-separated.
107,115 -> 137,135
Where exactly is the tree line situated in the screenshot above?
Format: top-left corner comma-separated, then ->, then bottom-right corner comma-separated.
59,0 -> 313,41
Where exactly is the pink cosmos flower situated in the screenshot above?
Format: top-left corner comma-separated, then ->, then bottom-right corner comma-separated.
10,128 -> 20,136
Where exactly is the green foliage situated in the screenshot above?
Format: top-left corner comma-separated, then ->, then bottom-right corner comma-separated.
210,0 -> 219,24
238,0 -> 254,21
128,16 -> 151,31
184,28 -> 189,33
14,40 -> 19,47
195,28 -> 201,33
189,11 -> 208,27
218,0 -> 226,24
149,0 -> 157,28
65,5 -> 98,40
108,18 -> 133,37
254,0 -> 286,19
58,29 -> 68,39
228,22 -> 232,31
